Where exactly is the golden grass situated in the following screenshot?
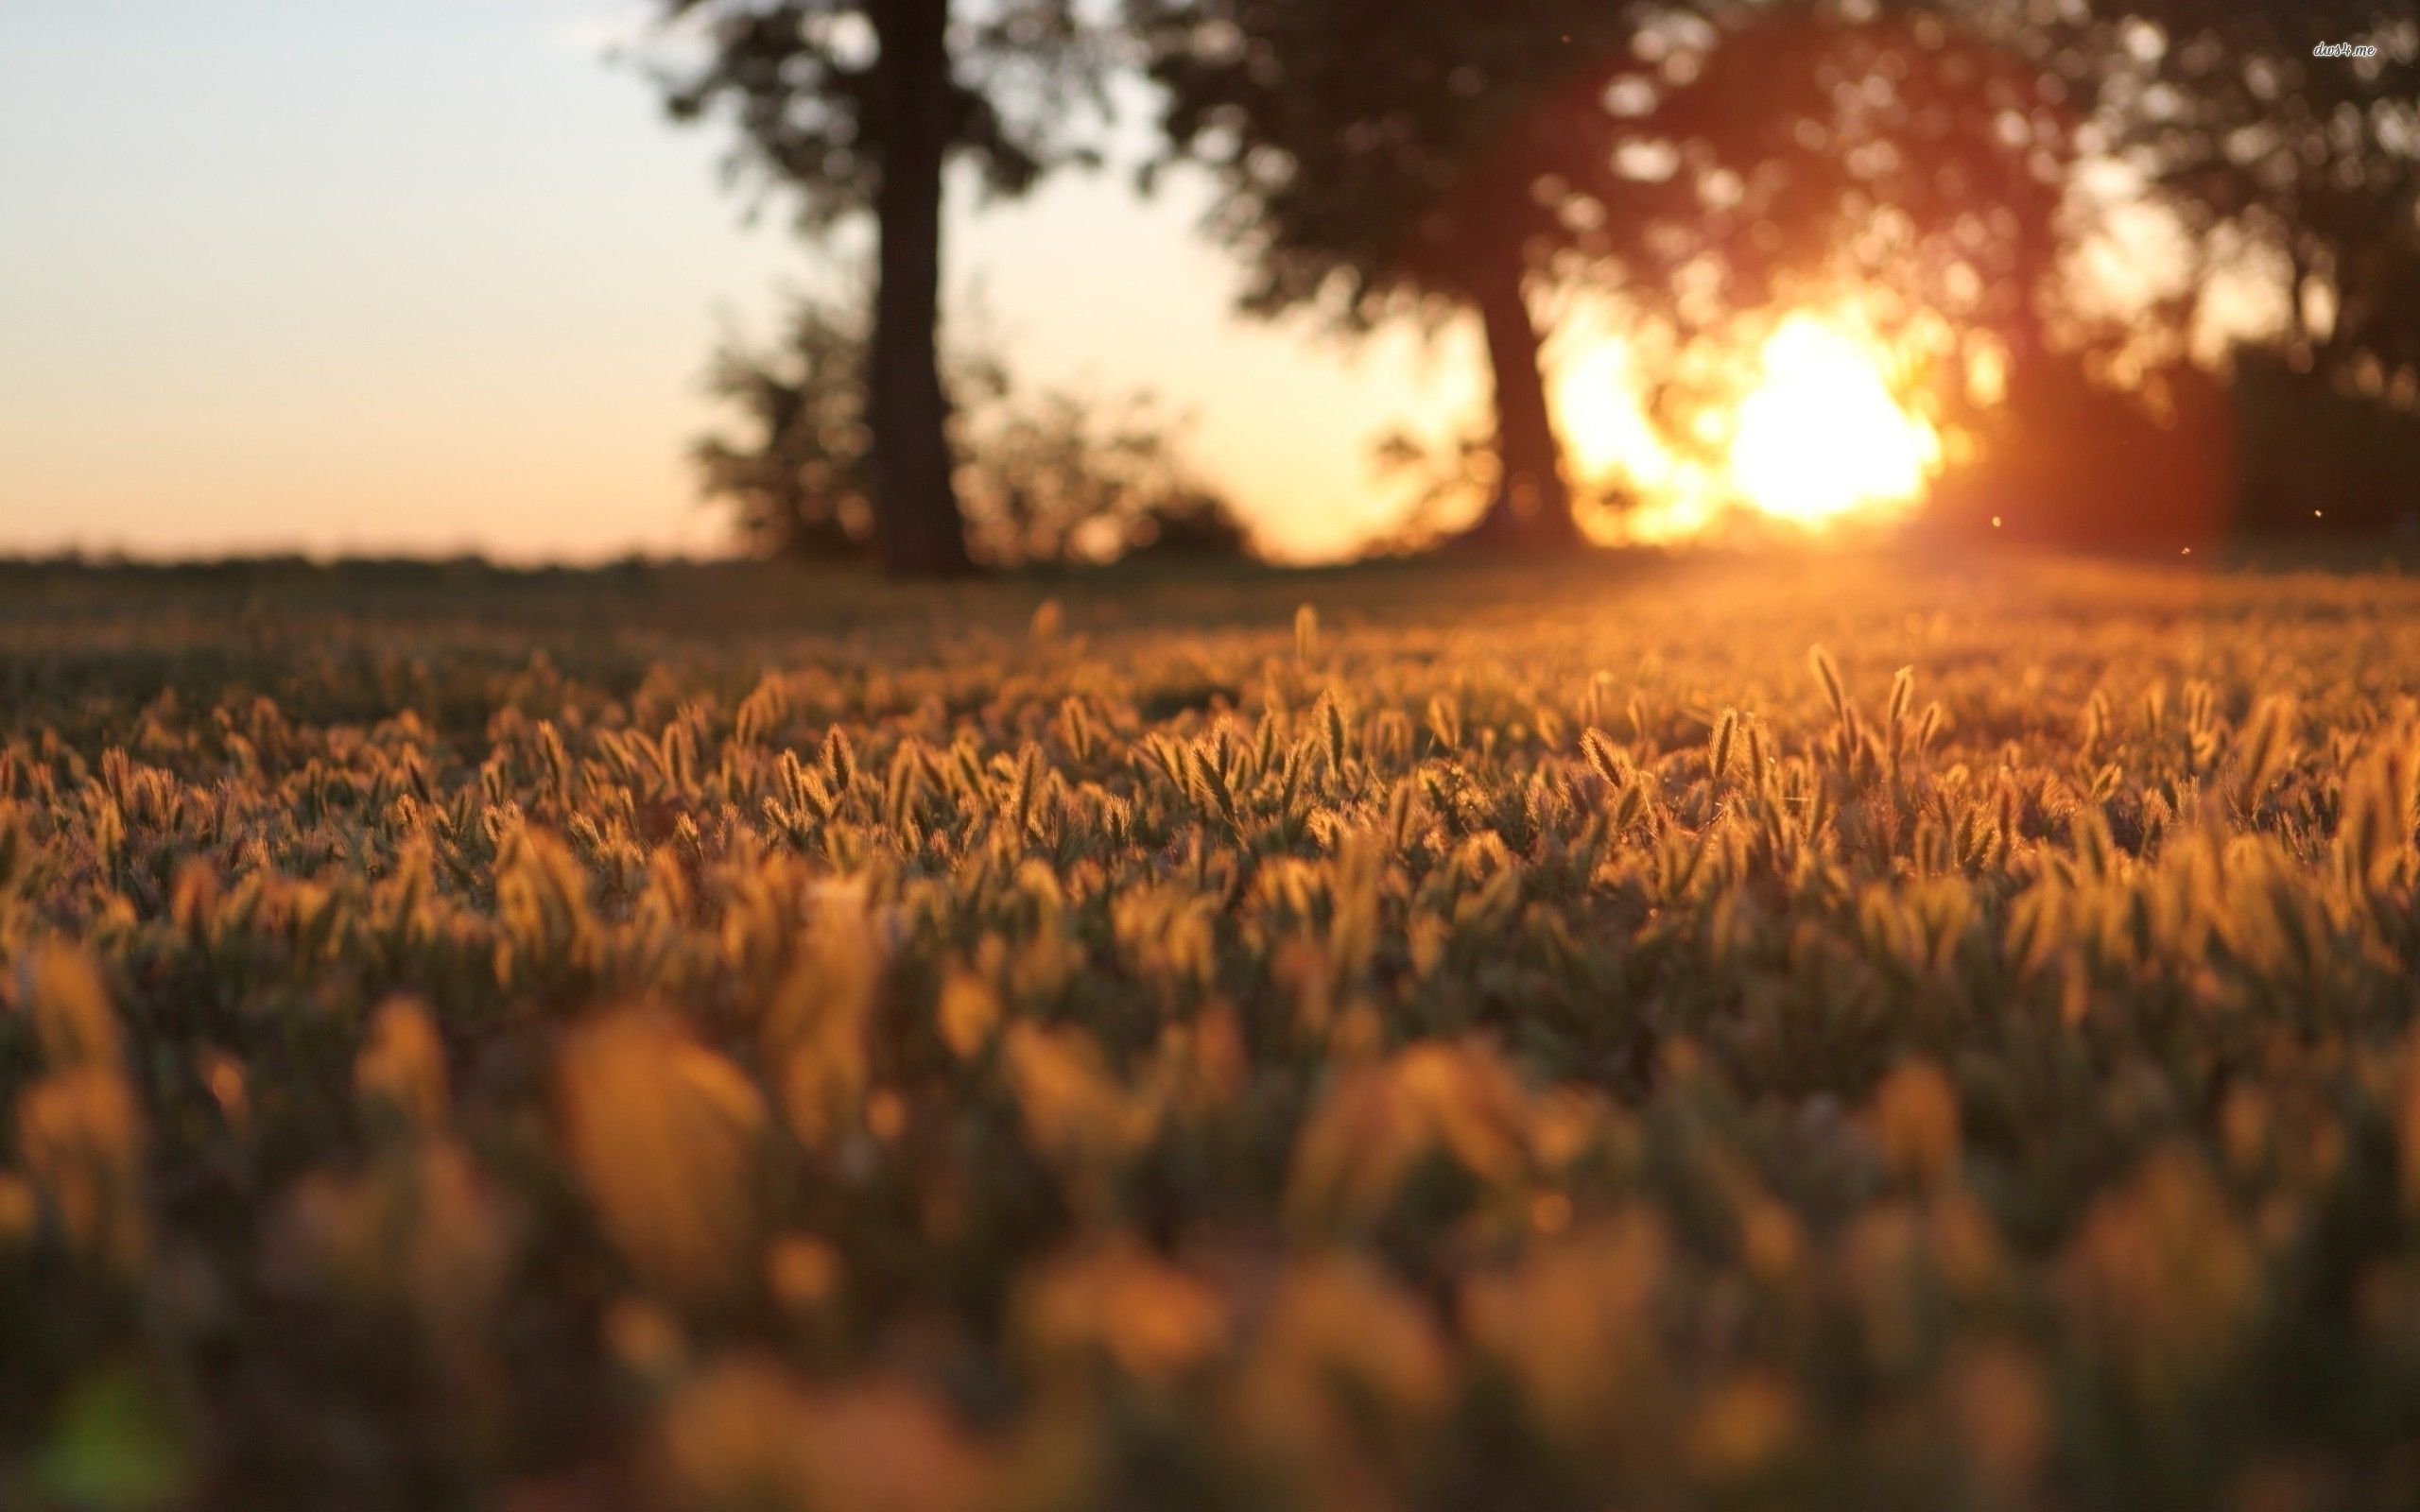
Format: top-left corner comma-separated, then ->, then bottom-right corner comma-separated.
3,550 -> 2420,1509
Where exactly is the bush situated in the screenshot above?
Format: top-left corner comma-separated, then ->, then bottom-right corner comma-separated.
696,295 -> 1256,568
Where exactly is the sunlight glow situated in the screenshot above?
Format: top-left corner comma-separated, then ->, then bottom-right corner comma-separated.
1727,317 -> 1939,525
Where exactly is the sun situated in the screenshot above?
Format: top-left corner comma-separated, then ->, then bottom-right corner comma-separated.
1726,317 -> 1939,525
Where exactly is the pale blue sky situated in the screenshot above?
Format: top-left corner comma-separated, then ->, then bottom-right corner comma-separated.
0,0 -> 1486,560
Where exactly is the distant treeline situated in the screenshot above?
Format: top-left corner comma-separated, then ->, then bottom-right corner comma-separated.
1926,353 -> 2420,549
637,0 -> 2417,572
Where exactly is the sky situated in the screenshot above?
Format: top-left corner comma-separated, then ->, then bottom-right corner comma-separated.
0,0 -> 1495,562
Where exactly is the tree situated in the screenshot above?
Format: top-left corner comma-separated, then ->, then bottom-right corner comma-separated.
2105,3 -> 2418,384
2086,2 -> 2420,531
1668,0 -> 2420,537
650,0 -> 1100,576
695,298 -> 875,559
1129,0 -> 1686,550
695,292 -> 1255,566
1631,0 -> 2209,541
1642,0 -> 2098,370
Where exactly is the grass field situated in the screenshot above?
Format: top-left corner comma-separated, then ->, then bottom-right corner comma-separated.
8,550 -> 2420,1511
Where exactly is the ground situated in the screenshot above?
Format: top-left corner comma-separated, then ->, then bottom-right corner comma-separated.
6,548 -> 2420,1510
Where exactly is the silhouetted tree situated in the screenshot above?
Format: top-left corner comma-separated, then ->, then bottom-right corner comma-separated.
2011,1 -> 2420,537
696,293 -> 1254,566
695,299 -> 874,559
1634,0 -> 2257,542
2109,3 -> 2418,383
1644,1 -> 2091,378
651,0 -> 1101,576
1512,0 -> 2415,544
1129,0 -> 1685,551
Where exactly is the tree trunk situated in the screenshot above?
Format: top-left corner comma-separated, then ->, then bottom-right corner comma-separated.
1995,207 -> 2048,393
1461,245 -> 1580,551
868,0 -> 975,577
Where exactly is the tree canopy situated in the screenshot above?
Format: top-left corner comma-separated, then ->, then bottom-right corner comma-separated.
1130,0 -> 1700,548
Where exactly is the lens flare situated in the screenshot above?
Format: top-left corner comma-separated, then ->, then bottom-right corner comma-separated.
1728,318 -> 1939,525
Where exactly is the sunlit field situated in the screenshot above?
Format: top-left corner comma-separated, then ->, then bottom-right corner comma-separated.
10,551 -> 2420,1510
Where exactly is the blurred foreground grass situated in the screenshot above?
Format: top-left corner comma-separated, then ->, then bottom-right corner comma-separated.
7,549 -> 2420,1510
